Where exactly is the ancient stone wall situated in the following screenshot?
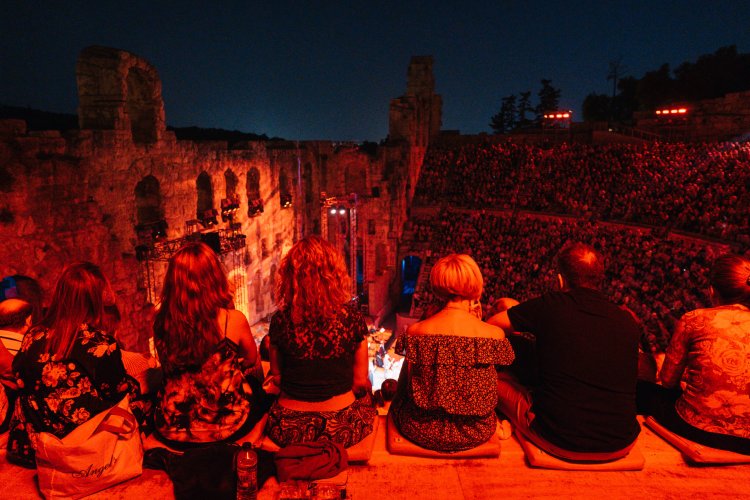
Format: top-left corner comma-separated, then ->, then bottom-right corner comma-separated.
635,90 -> 750,140
388,56 -> 442,201
1,46 -> 441,349
0,119 -> 296,350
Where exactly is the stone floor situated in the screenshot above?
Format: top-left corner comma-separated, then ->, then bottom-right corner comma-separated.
1,416 -> 749,499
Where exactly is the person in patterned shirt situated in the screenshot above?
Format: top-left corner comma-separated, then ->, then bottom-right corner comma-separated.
389,254 -> 515,452
7,262 -> 141,467
264,236 -> 377,448
640,253 -> 750,454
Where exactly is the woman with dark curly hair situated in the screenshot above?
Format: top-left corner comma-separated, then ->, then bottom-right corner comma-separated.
153,242 -> 262,445
264,235 -> 376,447
8,262 -> 141,467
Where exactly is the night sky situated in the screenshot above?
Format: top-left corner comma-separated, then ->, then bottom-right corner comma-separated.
2,1 -> 749,141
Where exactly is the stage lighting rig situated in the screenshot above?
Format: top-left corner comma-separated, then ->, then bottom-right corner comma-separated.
199,209 -> 219,228
221,197 -> 240,222
248,198 -> 264,217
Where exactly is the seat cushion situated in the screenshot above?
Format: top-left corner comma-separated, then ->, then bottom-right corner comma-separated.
247,412 -> 379,463
644,416 -> 750,465
516,432 -> 644,470
386,413 -> 500,458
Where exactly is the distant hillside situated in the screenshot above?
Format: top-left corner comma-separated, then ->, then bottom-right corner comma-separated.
0,105 -> 78,131
0,105 -> 280,142
168,126 -> 281,142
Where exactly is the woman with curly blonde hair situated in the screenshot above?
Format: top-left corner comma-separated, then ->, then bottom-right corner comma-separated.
265,235 -> 376,447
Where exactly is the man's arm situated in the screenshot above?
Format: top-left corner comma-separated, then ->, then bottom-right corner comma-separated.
486,298 -> 520,336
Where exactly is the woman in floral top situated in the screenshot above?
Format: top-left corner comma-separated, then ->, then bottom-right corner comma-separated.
389,254 -> 515,452
643,254 -> 750,454
8,262 -> 140,467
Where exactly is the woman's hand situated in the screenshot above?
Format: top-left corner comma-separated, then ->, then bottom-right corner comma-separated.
352,339 -> 372,397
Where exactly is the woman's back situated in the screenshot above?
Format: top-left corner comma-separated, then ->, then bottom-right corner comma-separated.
661,304 -> 750,437
270,300 -> 366,401
15,324 -> 137,435
156,307 -> 261,443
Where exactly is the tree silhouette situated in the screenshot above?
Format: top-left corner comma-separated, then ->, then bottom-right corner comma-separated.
535,79 -> 561,121
490,94 -> 518,133
517,91 -> 533,128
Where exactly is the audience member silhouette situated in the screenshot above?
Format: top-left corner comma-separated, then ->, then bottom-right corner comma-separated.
490,243 -> 641,461
264,235 -> 377,448
8,262 -> 141,467
638,253 -> 750,454
153,242 -> 263,446
390,254 -> 514,451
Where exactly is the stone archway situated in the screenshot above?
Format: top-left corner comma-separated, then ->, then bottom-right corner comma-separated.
196,171 -> 214,220
225,169 -> 239,200
76,46 -> 166,144
134,175 -> 163,226
246,167 -> 262,216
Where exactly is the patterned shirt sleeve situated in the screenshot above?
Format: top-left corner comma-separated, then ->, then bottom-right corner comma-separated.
86,331 -> 139,402
659,313 -> 691,388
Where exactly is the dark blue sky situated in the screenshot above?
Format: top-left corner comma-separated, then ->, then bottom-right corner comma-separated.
2,1 -> 749,141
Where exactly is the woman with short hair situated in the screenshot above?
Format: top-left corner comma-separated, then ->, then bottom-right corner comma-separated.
153,242 -> 262,445
389,254 -> 515,452
264,235 -> 376,447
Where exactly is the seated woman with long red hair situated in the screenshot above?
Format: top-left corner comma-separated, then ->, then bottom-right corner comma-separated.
264,235 -> 377,447
153,242 -> 263,446
8,262 -> 142,467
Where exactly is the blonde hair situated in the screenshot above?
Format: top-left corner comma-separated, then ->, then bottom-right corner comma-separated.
275,235 -> 351,324
430,254 -> 483,301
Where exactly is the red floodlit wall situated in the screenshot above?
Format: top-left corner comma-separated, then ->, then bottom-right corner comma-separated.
0,47 -> 437,349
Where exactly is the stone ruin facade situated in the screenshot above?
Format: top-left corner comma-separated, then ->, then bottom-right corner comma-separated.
635,90 -> 750,141
0,47 -> 441,350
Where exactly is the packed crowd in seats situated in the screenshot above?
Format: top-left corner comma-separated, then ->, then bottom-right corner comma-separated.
414,141 -> 750,244
407,209 -> 728,351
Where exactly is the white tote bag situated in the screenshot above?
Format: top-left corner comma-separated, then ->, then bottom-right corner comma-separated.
35,396 -> 143,499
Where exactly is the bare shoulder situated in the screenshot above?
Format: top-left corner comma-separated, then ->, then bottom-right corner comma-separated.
227,308 -> 250,324
406,319 -> 430,335
225,309 -> 252,337
474,320 -> 505,340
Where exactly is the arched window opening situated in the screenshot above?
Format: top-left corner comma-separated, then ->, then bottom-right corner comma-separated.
345,164 -> 367,194
304,163 -> 313,204
196,172 -> 216,227
246,168 -> 263,217
222,169 -> 240,223
279,170 -> 293,209
224,169 -> 238,199
126,67 -> 158,143
135,175 -> 166,239
398,255 -> 422,313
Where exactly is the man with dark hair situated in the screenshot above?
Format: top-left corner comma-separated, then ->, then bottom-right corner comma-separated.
489,242 -> 641,460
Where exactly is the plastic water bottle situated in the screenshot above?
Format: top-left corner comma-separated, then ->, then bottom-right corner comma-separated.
236,443 -> 258,500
